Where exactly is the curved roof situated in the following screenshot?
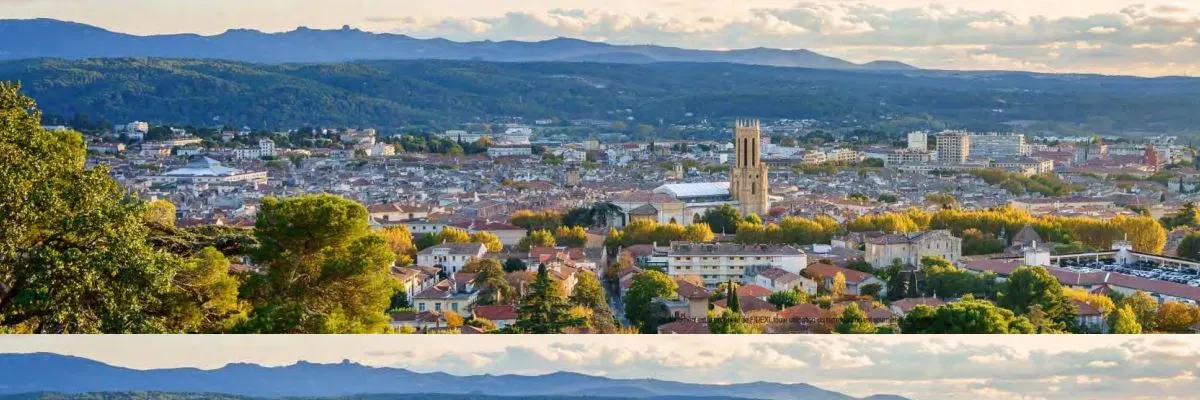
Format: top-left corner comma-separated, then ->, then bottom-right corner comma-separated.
162,156 -> 242,177
653,182 -> 730,199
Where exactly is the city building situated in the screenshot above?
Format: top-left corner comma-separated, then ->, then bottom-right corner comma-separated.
969,133 -> 1028,158
487,144 -> 533,158
936,131 -> 970,164
150,156 -> 267,185
666,242 -> 807,288
416,242 -> 488,275
907,131 -> 928,152
864,230 -> 962,268
885,149 -> 934,166
233,138 -> 276,160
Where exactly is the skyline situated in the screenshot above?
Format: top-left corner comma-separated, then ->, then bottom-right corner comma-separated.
3,1 -> 1200,76
2,335 -> 1199,400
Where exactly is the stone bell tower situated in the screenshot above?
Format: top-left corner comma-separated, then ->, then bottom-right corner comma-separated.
730,119 -> 769,217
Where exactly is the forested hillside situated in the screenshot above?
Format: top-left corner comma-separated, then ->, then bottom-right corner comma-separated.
3,58 -> 1200,133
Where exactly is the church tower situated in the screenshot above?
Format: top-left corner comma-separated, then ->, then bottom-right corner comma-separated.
730,119 -> 769,217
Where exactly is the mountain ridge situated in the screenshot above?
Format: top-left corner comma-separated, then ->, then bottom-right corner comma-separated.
0,353 -> 908,400
0,18 -> 914,70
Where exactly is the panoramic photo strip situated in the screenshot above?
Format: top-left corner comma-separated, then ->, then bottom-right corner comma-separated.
1,335 -> 1198,400
4,0 -> 1200,336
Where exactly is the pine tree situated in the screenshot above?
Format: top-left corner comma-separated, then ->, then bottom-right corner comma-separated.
726,280 -> 741,313
514,264 -> 585,333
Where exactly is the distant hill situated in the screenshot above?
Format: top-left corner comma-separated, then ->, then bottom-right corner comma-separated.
0,19 -> 914,70
2,57 -> 1200,133
0,353 -> 907,400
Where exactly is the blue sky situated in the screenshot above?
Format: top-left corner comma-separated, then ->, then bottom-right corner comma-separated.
1,335 -> 1198,400
2,1 -> 1200,75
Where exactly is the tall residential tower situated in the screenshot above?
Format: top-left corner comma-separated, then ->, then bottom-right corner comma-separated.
730,119 -> 769,217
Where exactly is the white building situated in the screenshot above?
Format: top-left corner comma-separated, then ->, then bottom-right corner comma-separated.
666,242 -> 807,288
114,121 -> 149,136
487,144 -> 533,158
416,242 -> 488,275
885,149 -> 934,166
150,156 -> 267,185
969,133 -> 1029,158
907,131 -> 928,152
233,139 -> 276,160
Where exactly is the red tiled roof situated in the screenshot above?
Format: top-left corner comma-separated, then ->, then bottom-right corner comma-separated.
473,305 -> 518,321
805,263 -> 876,284
890,297 -> 945,313
675,280 -> 711,300
657,320 -> 710,334
779,304 -> 824,319
737,284 -> 773,297
713,295 -> 776,313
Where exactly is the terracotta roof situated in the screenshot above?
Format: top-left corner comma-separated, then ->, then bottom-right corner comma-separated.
779,304 -> 824,319
805,263 -> 876,284
713,295 -> 776,313
657,320 -> 710,334
890,297 -> 945,313
1072,299 -> 1103,316
736,284 -> 773,298
674,280 -> 711,300
473,304 -> 518,321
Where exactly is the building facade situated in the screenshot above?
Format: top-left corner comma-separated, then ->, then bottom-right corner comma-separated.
666,242 -> 807,288
969,133 -> 1028,158
864,230 -> 963,268
730,119 -> 770,217
936,131 -> 971,164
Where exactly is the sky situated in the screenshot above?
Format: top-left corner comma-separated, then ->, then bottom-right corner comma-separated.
2,1 -> 1200,76
2,335 -> 1200,400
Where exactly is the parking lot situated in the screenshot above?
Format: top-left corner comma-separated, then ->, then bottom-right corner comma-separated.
1059,259 -> 1200,287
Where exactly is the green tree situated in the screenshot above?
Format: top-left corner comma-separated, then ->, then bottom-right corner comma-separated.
900,300 -> 1034,334
0,83 -> 186,333
569,272 -> 606,309
503,257 -> 527,273
166,247 -> 247,333
768,290 -> 806,309
144,199 -> 177,227
1176,234 -> 1200,261
514,264 -> 585,333
743,213 -> 763,226
469,259 -> 512,306
1119,291 -> 1159,332
702,204 -> 742,234
725,280 -> 741,313
708,309 -> 756,334
237,194 -> 395,333
623,270 -> 677,329
836,303 -> 876,334
997,266 -> 1074,332
1111,304 -> 1142,334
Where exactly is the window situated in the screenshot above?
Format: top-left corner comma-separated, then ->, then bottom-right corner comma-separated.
452,303 -> 459,312
418,303 -> 426,311
434,303 -> 442,311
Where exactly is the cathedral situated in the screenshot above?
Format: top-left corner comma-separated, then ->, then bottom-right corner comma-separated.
729,119 -> 770,217
608,119 -> 771,227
